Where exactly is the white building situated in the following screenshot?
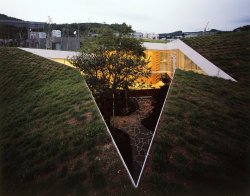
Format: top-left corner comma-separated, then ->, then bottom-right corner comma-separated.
143,33 -> 159,40
133,32 -> 143,39
30,32 -> 46,39
52,30 -> 61,38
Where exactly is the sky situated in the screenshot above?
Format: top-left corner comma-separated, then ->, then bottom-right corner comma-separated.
1,0 -> 250,33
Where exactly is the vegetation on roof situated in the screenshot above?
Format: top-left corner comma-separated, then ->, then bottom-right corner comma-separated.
0,48 -> 133,195
142,70 -> 250,195
141,31 -> 250,195
142,39 -> 169,43
141,32 -> 250,195
183,31 -> 250,84
0,30 -> 249,195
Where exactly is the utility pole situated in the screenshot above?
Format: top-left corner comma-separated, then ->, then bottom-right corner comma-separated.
67,24 -> 69,51
77,22 -> 80,50
77,22 -> 80,40
47,16 -> 52,49
204,21 -> 209,34
37,23 -> 40,48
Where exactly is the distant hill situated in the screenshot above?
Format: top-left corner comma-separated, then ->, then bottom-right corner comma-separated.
159,29 -> 222,39
0,13 -> 23,21
233,25 -> 250,32
0,13 -> 133,37
159,31 -> 183,39
51,22 -> 134,37
208,28 -> 221,32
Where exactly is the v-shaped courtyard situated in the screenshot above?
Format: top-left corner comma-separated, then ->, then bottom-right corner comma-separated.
110,97 -> 160,183
1,30 -> 249,195
19,38 -> 238,187
92,85 -> 168,185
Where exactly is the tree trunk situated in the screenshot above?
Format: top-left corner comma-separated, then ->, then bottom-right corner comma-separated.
125,88 -> 129,113
112,92 -> 115,117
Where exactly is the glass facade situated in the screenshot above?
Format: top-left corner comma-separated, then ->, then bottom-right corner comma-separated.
175,50 -> 205,75
141,49 -> 206,88
147,49 -> 205,76
53,48 -> 206,89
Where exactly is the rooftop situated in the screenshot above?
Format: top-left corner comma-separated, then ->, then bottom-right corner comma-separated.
0,30 -> 249,195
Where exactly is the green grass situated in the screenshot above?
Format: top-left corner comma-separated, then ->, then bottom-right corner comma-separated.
142,70 -> 250,195
183,31 -> 250,85
142,39 -> 169,43
145,31 -> 250,193
0,31 -> 249,195
0,48 -> 132,195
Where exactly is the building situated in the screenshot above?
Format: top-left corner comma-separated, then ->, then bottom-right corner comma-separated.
47,30 -> 61,50
0,19 -> 73,50
141,42 -> 207,88
29,31 -> 47,48
51,30 -> 61,38
61,37 -> 80,51
184,31 -> 203,38
133,32 -> 143,39
159,31 -> 183,40
143,33 -> 159,40
0,19 -> 45,47
20,39 -> 235,90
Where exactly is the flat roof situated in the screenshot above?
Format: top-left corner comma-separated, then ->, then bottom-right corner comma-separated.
19,48 -> 79,59
20,43 -> 169,58
0,20 -> 45,28
143,42 -> 168,50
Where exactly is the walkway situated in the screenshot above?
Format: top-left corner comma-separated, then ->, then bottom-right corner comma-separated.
110,98 -> 153,180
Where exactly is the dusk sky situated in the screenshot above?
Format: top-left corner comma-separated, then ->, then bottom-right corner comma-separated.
1,0 -> 250,33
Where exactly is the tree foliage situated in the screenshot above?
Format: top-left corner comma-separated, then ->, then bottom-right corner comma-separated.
48,22 -> 134,38
70,25 -> 150,98
70,25 -> 150,117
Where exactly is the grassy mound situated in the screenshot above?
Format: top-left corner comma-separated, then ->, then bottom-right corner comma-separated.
183,31 -> 250,84
142,70 -> 250,195
1,30 -> 249,195
0,48 -> 131,195
142,32 -> 250,195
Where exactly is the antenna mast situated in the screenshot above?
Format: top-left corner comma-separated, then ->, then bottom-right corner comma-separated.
204,21 -> 209,33
47,16 -> 52,49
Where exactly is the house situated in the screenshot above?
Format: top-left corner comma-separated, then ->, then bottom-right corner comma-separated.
143,33 -> 159,40
0,19 -> 45,47
28,31 -> 46,48
159,31 -> 183,40
20,39 -> 235,90
133,32 -> 143,39
183,31 -> 203,38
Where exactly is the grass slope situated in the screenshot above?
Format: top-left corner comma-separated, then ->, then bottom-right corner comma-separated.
142,70 -> 250,195
183,31 -> 250,84
141,32 -> 250,195
1,31 -> 249,195
0,48 -> 131,195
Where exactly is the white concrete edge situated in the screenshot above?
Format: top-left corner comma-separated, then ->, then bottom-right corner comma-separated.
18,47 -> 80,59
166,39 -> 236,82
18,44 -> 237,186
135,69 -> 176,188
142,42 -> 168,51
20,41 -> 236,82
82,79 -> 137,188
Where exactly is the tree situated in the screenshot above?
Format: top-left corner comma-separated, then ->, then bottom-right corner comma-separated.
70,25 -> 150,121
